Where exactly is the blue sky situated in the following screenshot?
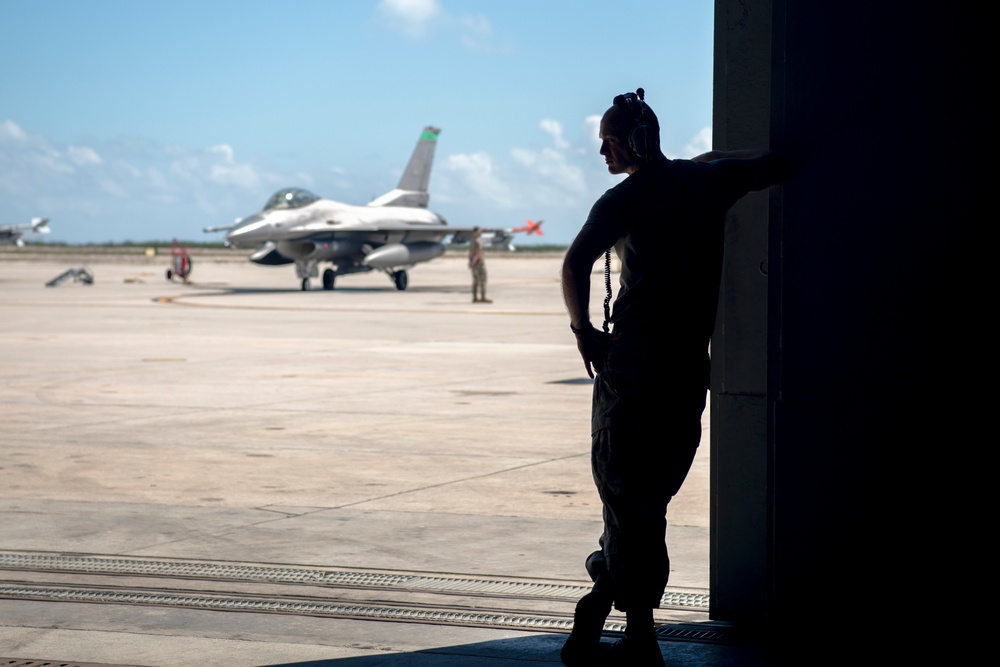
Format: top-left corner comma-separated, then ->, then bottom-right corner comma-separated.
1,0 -> 715,246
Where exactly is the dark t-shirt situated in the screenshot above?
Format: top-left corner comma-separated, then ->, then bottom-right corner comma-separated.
583,156 -> 755,353
586,156 -> 759,428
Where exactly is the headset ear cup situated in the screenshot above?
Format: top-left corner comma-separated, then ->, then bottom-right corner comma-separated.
629,124 -> 648,158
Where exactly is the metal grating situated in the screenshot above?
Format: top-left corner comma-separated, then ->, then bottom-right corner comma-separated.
0,553 -> 710,610
0,584 -> 623,633
656,624 -> 736,643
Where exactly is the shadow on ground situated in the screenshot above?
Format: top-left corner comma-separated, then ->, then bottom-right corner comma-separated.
261,633 -> 779,667
262,633 -> 564,666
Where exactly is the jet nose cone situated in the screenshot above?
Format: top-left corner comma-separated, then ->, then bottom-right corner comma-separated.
226,213 -> 267,247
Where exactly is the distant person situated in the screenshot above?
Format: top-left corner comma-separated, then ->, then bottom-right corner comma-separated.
469,226 -> 491,303
560,89 -> 789,666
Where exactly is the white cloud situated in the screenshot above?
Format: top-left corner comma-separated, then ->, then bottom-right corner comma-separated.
510,147 -> 586,201
205,144 -> 262,189
583,115 -> 602,151
146,167 -> 170,192
436,115 -> 612,237
0,121 -> 309,242
0,119 -> 28,142
98,177 -> 128,198
378,0 -> 496,51
209,162 -> 261,189
378,0 -> 442,38
380,0 -> 440,22
676,126 -> 712,159
455,14 -> 494,51
207,143 -> 236,163
539,119 -> 569,150
67,145 -> 103,166
163,144 -> 270,192
443,151 -> 514,208
31,148 -> 76,176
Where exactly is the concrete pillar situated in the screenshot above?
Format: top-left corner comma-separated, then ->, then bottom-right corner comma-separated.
709,0 -> 776,623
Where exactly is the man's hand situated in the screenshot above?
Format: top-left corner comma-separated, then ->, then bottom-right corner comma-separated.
573,324 -> 611,379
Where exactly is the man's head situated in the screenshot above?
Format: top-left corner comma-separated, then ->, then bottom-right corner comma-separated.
599,88 -> 660,175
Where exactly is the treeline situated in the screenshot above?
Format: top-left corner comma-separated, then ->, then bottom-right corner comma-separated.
19,240 -> 568,252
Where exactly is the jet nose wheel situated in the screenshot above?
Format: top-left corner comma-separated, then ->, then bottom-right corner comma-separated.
300,278 -> 310,291
322,269 -> 336,290
392,270 -> 408,291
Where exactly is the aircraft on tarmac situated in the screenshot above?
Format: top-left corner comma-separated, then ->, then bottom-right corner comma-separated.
206,126 -> 527,291
1,217 -> 50,246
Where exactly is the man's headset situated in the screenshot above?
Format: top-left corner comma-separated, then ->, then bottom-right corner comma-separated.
598,88 -> 652,334
612,87 -> 652,159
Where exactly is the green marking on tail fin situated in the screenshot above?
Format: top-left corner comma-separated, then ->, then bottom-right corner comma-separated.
420,129 -> 439,141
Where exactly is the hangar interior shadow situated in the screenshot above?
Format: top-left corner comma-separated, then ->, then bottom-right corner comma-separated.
258,629 -> 778,666
708,0 -> 979,660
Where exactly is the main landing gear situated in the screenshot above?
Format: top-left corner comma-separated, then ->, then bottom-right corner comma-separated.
299,267 -> 407,291
298,267 -> 336,291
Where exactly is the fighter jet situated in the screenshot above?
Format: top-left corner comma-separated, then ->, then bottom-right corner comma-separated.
208,127 -> 518,291
1,217 -> 50,246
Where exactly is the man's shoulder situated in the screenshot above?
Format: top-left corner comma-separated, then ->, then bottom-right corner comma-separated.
593,177 -> 632,207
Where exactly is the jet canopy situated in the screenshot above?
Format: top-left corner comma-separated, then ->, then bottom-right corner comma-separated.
264,188 -> 320,211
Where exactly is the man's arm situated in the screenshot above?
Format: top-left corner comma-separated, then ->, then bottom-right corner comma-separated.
692,149 -> 792,192
562,217 -> 619,378
468,241 -> 482,267
690,148 -> 767,163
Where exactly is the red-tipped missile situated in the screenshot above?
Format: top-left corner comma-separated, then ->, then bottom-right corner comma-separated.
512,220 -> 544,236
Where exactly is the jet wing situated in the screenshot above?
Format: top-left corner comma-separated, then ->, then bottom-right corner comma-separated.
1,217 -> 50,246
327,222 -> 534,248
448,226 -> 538,249
290,223 -> 518,249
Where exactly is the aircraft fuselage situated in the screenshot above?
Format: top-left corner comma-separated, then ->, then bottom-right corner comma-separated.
227,200 -> 445,246
226,197 -> 449,270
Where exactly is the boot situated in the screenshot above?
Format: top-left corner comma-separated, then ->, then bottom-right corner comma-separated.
560,591 -> 612,666
598,609 -> 663,667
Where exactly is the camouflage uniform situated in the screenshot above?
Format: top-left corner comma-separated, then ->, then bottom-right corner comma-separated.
469,235 -> 488,302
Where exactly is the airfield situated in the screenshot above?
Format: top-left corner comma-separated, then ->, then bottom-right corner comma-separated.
0,248 -> 762,666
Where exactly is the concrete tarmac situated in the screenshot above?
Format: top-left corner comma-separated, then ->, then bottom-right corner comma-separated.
0,249 -> 773,666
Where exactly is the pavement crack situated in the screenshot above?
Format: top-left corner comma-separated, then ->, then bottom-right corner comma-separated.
334,452 -> 588,509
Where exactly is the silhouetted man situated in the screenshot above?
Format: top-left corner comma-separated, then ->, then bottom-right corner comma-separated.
560,89 -> 788,666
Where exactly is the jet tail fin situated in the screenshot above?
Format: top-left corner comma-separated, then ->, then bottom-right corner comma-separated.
368,126 -> 440,208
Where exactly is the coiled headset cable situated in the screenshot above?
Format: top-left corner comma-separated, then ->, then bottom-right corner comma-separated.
602,249 -> 612,334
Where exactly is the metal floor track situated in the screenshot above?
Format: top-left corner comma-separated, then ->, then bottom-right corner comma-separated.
0,551 -> 726,643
